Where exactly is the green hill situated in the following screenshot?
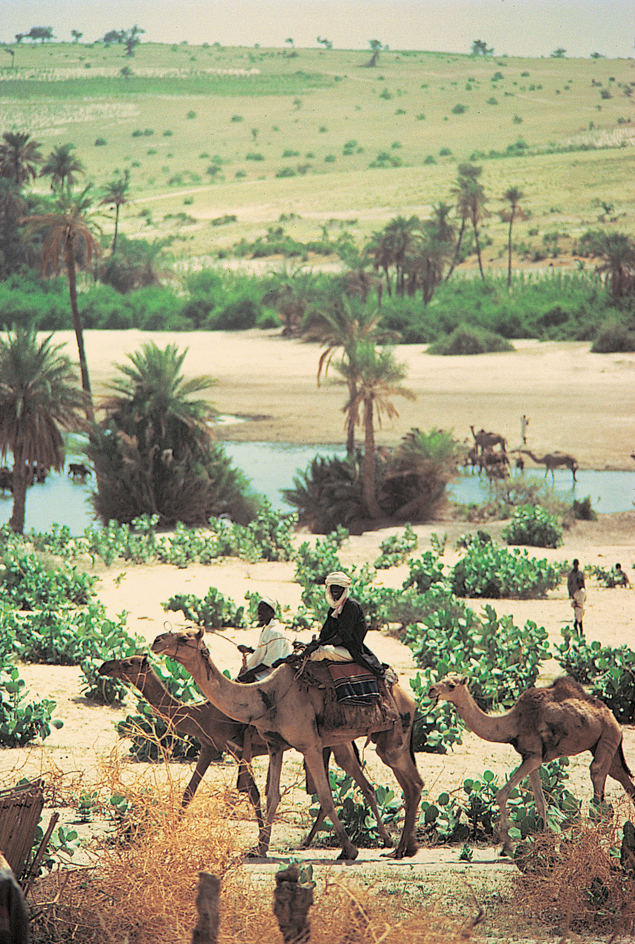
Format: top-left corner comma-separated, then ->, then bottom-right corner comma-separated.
1,40 -> 633,266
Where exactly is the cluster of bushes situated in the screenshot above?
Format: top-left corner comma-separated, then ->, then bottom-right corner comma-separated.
2,258 -> 633,350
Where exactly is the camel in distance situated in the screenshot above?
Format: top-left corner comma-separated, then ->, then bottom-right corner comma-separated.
429,674 -> 635,855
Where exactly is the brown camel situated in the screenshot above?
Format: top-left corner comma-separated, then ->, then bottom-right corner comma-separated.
429,674 -> 635,855
151,627 -> 423,861
470,425 -> 507,453
98,655 -> 393,850
519,449 -> 578,483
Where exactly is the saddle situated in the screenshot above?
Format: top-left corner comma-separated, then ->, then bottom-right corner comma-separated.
296,660 -> 400,737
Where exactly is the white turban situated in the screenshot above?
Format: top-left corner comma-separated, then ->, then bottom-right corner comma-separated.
259,596 -> 278,612
325,572 -> 350,613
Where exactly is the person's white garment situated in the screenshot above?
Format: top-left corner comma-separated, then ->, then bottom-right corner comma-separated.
571,588 -> 586,622
245,619 -> 293,679
309,644 -> 353,663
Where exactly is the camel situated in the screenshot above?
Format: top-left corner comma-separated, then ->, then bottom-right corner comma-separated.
519,449 -> 578,483
470,425 -> 507,453
151,627 -> 423,861
429,674 -> 635,855
99,654 -> 394,850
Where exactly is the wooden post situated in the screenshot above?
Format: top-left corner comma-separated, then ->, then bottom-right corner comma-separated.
191,872 -> 220,944
0,852 -> 30,944
273,865 -> 313,944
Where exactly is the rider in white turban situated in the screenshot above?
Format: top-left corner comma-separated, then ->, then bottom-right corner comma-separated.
238,595 -> 293,681
306,572 -> 385,677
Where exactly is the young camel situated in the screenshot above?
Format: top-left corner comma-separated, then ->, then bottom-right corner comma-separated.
519,449 -> 578,483
151,627 -> 423,861
470,425 -> 507,453
99,654 -> 393,850
429,674 -> 635,855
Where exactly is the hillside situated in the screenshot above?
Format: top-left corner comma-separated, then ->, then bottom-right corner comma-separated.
1,41 -> 633,267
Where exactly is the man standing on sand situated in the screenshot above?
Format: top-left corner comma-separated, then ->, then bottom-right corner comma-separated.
567,559 -> 586,634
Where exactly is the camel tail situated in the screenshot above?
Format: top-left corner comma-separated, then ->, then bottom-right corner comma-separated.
618,741 -> 634,779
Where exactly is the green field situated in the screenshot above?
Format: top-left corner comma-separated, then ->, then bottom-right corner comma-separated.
1,40 -> 633,265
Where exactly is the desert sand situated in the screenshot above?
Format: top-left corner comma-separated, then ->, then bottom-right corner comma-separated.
2,330 -> 635,932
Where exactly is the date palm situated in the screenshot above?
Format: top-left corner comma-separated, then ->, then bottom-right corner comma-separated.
24,185 -> 102,413
591,231 -> 635,298
100,168 -> 131,254
0,326 -> 86,533
39,143 -> 85,193
501,186 -> 527,288
338,344 -> 415,518
0,131 -> 43,186
447,164 -> 487,281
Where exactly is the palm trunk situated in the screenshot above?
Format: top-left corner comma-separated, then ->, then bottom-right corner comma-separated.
507,208 -> 515,289
361,397 -> 381,518
111,205 -> 120,254
445,217 -> 466,281
9,445 -> 27,533
65,239 -> 94,420
473,217 -> 485,280
345,380 -> 357,455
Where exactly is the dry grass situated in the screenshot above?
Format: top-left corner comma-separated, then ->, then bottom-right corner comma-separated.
511,806 -> 635,940
28,761 -> 485,944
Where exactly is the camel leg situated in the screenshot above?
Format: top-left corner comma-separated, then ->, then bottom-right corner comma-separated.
332,743 -> 394,848
608,744 -> 635,799
589,740 -> 622,806
303,747 -> 358,861
246,746 -> 283,858
181,743 -> 216,809
374,728 -> 423,859
496,756 -> 542,856
528,768 -> 547,827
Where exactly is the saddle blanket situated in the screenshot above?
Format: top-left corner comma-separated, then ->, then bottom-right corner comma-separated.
328,662 -> 381,705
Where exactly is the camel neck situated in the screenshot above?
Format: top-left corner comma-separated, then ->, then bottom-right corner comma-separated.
454,693 -> 517,743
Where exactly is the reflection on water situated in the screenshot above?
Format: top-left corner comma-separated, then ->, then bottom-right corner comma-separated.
0,442 -> 633,535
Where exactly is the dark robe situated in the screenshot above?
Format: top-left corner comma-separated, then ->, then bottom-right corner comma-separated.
318,597 -> 385,677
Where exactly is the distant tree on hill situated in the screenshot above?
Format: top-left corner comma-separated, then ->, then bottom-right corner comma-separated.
471,39 -> 493,56
27,27 -> 55,44
71,30 -> 83,43
590,51 -> 605,59
15,34 -> 25,44
124,25 -> 144,57
317,37 -> 333,50
366,39 -> 383,68
103,30 -> 124,45
551,48 -> 566,58
3,48 -> 15,68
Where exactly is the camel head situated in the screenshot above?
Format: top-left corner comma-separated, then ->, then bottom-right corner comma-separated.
428,674 -> 469,705
99,654 -> 151,682
151,626 -> 206,660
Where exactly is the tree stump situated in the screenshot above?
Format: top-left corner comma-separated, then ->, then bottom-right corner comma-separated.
191,872 -> 220,944
273,865 -> 314,944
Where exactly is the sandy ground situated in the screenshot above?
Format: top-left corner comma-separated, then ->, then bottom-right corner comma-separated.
3,330 -> 635,938
57,330 -> 635,469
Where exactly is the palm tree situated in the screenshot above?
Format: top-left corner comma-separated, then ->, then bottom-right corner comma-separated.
24,186 -> 102,412
370,216 -> 421,296
337,344 -> 415,518
39,143 -> 85,193
0,326 -> 86,533
100,169 -> 131,253
446,164 -> 487,281
0,131 -> 43,186
591,231 -> 635,298
262,266 -> 324,336
87,343 -> 252,526
501,186 -> 527,288
307,297 -> 394,454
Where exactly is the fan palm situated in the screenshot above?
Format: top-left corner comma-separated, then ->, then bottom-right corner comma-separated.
501,186 -> 527,288
338,344 -> 415,518
24,185 -> 102,412
0,326 -> 86,533
100,169 -> 131,254
0,131 -> 43,186
591,231 -> 635,298
39,143 -> 85,193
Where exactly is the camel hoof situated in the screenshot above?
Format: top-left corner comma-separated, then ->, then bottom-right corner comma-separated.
336,847 -> 359,862
244,847 -> 269,860
499,845 -> 513,858
384,841 -> 418,860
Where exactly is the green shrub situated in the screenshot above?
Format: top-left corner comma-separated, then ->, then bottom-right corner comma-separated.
162,587 -> 248,630
94,137 -> 107,146
308,770 -> 402,847
402,552 -> 446,593
502,505 -> 563,548
572,496 -> 597,520
0,666 -> 62,746
374,524 -> 418,568
428,325 -> 514,355
450,540 -> 561,598
554,633 -> 635,721
591,321 -> 635,353
452,103 -> 468,114
0,552 -> 97,609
